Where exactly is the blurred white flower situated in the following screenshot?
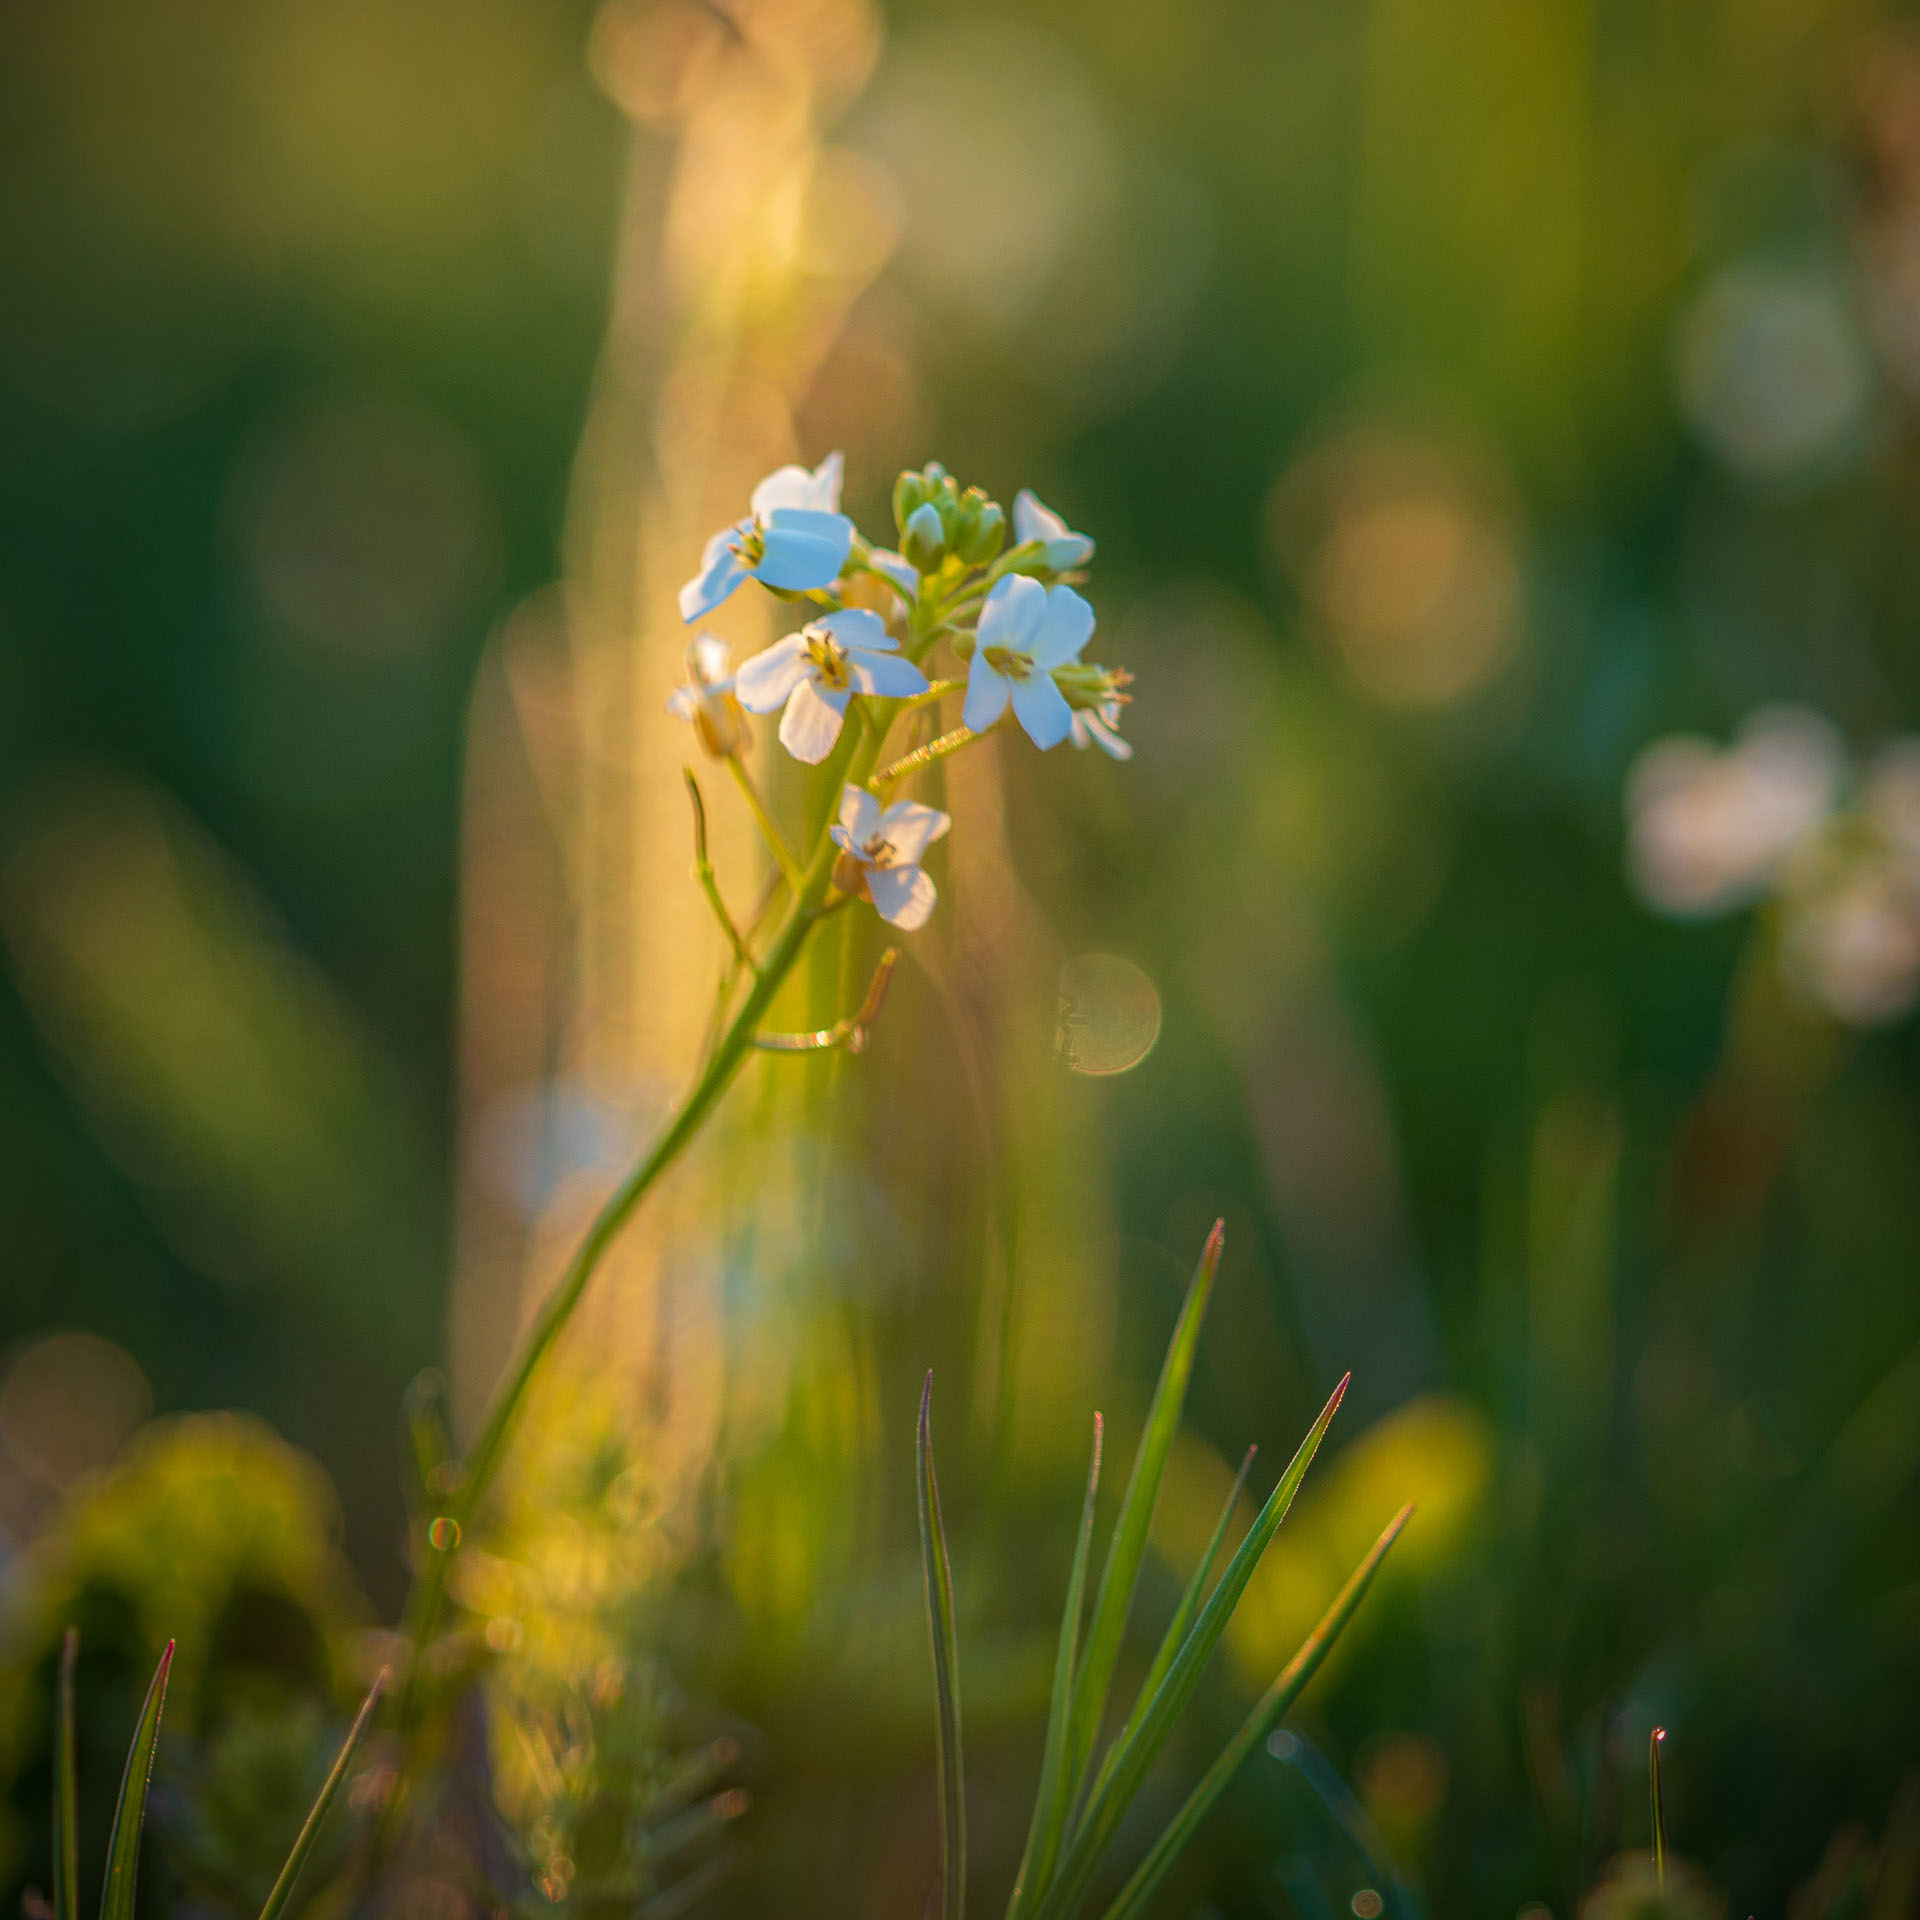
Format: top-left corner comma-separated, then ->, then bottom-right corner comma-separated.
1013,489 -> 1095,569
829,785 -> 950,930
1781,845 -> 1920,1026
865,548 -> 920,599
666,635 -> 751,759
678,452 -> 854,621
1626,705 -> 1843,917
963,575 -> 1095,749
735,609 -> 928,763
1865,736 -> 1920,868
1068,700 -> 1133,760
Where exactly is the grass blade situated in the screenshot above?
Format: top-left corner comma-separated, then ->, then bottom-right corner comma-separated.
255,1670 -> 387,1920
1650,1726 -> 1667,1886
1008,1413 -> 1105,1920
1098,1504 -> 1413,1920
1269,1727 -> 1420,1920
1080,1442 -> 1260,1818
53,1629 -> 78,1920
918,1374 -> 965,1920
100,1641 -> 173,1920
1064,1222 -> 1224,1797
1034,1373 -> 1350,1920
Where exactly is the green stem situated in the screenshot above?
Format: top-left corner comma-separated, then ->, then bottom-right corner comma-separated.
729,755 -> 804,890
877,725 -> 982,794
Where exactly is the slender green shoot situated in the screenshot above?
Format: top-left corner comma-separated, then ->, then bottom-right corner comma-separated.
918,1374 -> 965,1920
726,754 -> 804,892
1033,1370 -> 1349,1920
255,1671 -> 388,1920
53,1630 -> 78,1920
1008,1413 -> 1105,1920
1650,1726 -> 1667,1887
1098,1505 -> 1414,1920
1064,1221 -> 1225,1798
100,1642 -> 173,1920
685,770 -> 759,973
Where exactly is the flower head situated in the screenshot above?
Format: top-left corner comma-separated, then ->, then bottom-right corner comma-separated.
829,785 -> 950,930
734,608 -> 928,763
1013,489 -> 1095,570
963,574 -> 1096,750
666,635 -> 751,759
678,452 -> 854,623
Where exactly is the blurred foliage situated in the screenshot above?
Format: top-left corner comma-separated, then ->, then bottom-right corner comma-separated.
3,1 -> 1920,1919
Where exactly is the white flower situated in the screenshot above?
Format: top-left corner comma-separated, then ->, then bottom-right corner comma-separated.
678,453 -> 854,622
962,575 -> 1095,750
1781,846 -> 1920,1026
734,609 -> 929,763
1013,489 -> 1095,569
666,635 -> 751,758
1070,700 -> 1133,760
829,785 -> 950,930
1625,705 -> 1842,917
865,548 -> 920,599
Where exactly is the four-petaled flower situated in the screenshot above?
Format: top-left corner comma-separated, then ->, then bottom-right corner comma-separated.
963,575 -> 1095,750
734,609 -> 929,763
830,786 -> 950,930
666,635 -> 751,759
1013,489 -> 1094,569
679,452 -> 854,622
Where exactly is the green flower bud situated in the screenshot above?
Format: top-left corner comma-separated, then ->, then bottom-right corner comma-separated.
893,469 -> 931,535
955,492 -> 1006,565
902,501 -> 947,571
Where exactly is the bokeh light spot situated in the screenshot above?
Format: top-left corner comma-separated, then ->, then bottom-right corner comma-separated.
1056,953 -> 1161,1076
0,1332 -> 151,1490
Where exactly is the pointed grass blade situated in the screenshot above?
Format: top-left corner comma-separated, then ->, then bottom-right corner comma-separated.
1098,1504 -> 1413,1920
1078,1442 -> 1260,1819
255,1670 -> 387,1920
100,1642 -> 173,1920
1008,1413 -> 1104,1920
1064,1222 -> 1224,1795
1650,1726 -> 1668,1886
53,1629 -> 79,1920
918,1374 -> 965,1920
1034,1375 -> 1350,1920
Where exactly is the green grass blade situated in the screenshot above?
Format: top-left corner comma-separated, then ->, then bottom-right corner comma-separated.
99,1641 -> 173,1920
1008,1413 -> 1105,1920
255,1669 -> 387,1920
918,1374 -> 965,1920
1064,1222 -> 1224,1798
1098,1505 -> 1413,1920
1650,1726 -> 1667,1885
1033,1374 -> 1349,1920
53,1629 -> 79,1920
1078,1442 -> 1259,1819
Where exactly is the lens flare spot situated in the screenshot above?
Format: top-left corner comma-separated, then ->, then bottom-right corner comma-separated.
1056,952 -> 1161,1076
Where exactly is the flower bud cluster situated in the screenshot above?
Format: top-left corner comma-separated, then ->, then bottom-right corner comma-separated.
666,452 -> 1133,929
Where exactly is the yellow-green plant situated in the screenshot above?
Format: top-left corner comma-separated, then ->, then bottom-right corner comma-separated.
916,1225 -> 1411,1920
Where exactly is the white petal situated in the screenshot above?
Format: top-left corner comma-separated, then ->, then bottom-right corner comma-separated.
691,634 -> 733,687
1045,533 -> 1095,568
754,509 -> 854,590
749,464 -> 817,517
1029,585 -> 1096,669
877,799 -> 950,866
838,784 -> 881,844
852,650 -> 930,699
817,607 -> 896,652
867,549 -> 918,597
809,449 -> 845,511
1013,488 -> 1068,545
976,573 -> 1046,653
779,678 -> 849,762
668,687 -> 697,721
1010,670 -> 1074,750
678,528 -> 747,622
869,863 -> 937,930
963,650 -> 1011,733
1079,710 -> 1132,760
733,634 -> 809,712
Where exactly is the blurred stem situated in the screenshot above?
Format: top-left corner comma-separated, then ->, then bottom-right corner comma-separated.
368,629 -> 921,1884
728,755 -> 804,890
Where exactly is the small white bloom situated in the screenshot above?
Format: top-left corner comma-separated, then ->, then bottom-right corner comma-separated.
678,452 -> 854,622
734,608 -> 929,763
829,785 -> 950,930
666,635 -> 751,758
963,575 -> 1095,750
1069,700 -> 1133,760
865,549 -> 920,600
1013,488 -> 1095,569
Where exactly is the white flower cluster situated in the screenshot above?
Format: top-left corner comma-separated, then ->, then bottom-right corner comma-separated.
1626,706 -> 1920,1025
668,455 -> 1133,931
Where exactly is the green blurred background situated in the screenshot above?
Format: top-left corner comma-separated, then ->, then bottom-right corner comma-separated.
4,1 -> 1920,1917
